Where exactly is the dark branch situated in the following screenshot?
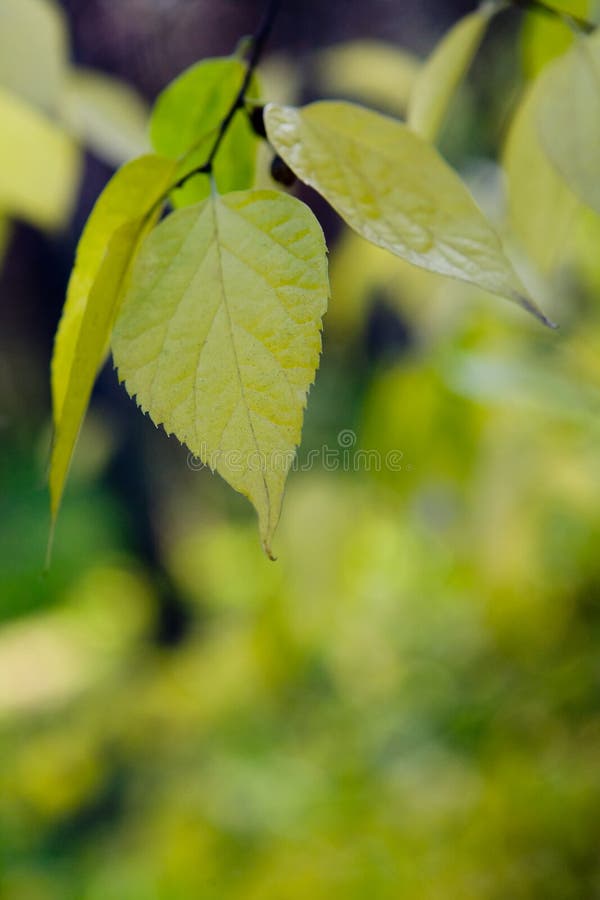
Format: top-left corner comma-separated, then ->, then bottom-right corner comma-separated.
174,0 -> 282,191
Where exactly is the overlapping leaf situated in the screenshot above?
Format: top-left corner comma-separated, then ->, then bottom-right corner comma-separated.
112,190 -> 329,557
265,100 -> 552,325
536,29 -> 600,215
49,155 -> 176,529
408,3 -> 496,142
150,56 -> 260,207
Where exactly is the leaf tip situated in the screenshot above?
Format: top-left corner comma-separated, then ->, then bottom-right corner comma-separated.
513,291 -> 558,330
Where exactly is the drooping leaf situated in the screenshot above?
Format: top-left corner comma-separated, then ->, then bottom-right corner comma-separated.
61,68 -> 150,166
536,30 -> 600,216
52,154 -> 176,423
265,100 -> 553,325
0,0 -> 67,113
49,155 -> 176,539
112,190 -> 329,557
150,56 -> 260,207
408,3 -> 496,143
0,85 -> 80,229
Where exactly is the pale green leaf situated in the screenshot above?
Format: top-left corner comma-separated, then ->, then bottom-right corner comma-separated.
0,85 -> 80,229
536,30 -> 600,215
265,101 -> 553,325
150,56 -> 260,207
52,154 -> 176,425
0,0 -> 67,113
49,218 -> 150,530
61,68 -> 150,166
503,78 -> 579,272
408,3 -> 496,142
112,190 -> 329,557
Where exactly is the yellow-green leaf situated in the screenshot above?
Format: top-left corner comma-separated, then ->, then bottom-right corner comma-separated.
112,190 -> 329,557
0,85 -> 80,230
265,100 -> 552,325
536,30 -> 600,215
49,156 -> 176,541
408,3 -> 496,142
49,218 -> 150,531
61,68 -> 150,166
0,0 -> 67,113
51,155 -> 176,424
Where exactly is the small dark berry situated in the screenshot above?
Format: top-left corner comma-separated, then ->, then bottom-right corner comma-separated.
270,155 -> 297,187
249,105 -> 267,139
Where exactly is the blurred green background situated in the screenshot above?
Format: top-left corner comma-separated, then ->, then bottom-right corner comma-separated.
2,1 -> 600,897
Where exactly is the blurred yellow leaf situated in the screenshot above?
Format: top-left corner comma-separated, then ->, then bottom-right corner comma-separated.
408,3 -> 496,142
112,190 -> 329,557
0,0 -> 67,113
61,68 -> 150,166
265,101 -> 552,325
536,29 -> 600,215
0,85 -> 79,229
312,41 -> 420,116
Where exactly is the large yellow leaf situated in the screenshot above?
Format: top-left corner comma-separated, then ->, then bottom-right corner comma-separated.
51,155 -> 176,424
0,0 -> 67,113
0,85 -> 80,230
408,3 -> 496,142
112,190 -> 329,557
265,101 -> 553,325
536,30 -> 600,216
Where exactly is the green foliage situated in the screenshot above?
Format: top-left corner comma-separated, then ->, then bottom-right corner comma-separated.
48,1 -> 600,555
150,57 -> 260,207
